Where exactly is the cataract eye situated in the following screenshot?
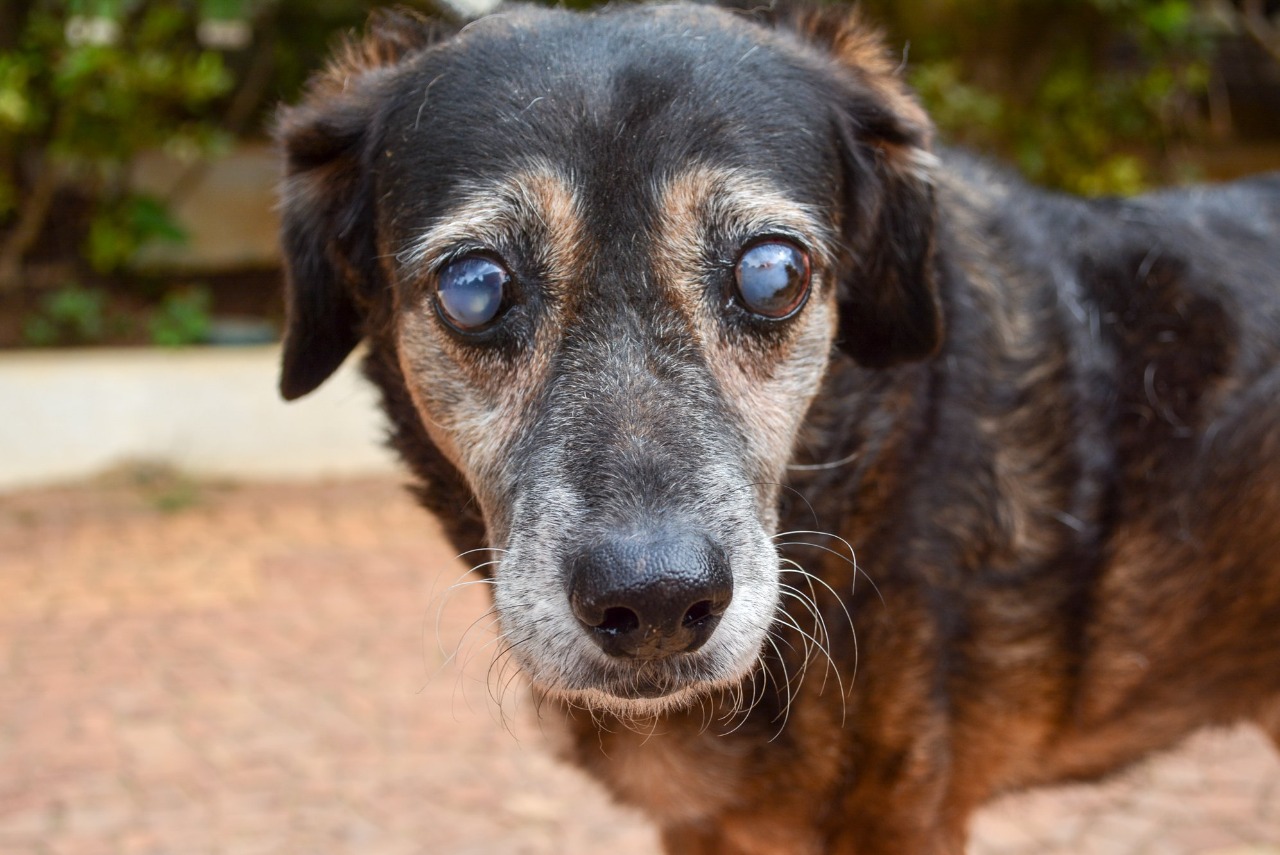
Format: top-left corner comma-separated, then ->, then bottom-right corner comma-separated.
436,254 -> 509,331
733,240 -> 811,319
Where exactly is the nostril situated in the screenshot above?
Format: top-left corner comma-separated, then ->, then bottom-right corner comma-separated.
682,599 -> 715,628
568,528 -> 733,658
597,606 -> 641,637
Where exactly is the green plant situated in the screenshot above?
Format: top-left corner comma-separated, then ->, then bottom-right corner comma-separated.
87,193 -> 189,274
148,284 -> 212,346
865,0 -> 1218,195
1,0 -> 1274,320
110,460 -> 205,513
0,0 -> 234,288
22,282 -> 109,345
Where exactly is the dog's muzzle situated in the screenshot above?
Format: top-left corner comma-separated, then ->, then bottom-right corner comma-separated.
568,528 -> 734,660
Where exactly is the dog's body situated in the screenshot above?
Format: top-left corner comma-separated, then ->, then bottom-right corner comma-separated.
276,3 -> 1280,852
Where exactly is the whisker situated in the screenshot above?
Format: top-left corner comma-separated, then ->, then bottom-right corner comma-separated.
778,583 -> 826,638
776,556 -> 855,723
779,559 -> 856,639
775,603 -> 846,721
453,546 -> 509,561
776,533 -> 884,607
429,563 -> 501,663
445,610 -> 502,719
777,589 -> 829,680
779,559 -> 859,702
762,632 -> 795,739
747,481 -> 819,530
785,449 -> 860,471
772,610 -> 817,691
718,655 -> 764,733
424,594 -> 499,692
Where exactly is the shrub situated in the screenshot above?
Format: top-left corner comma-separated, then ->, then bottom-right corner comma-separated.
0,0 -> 234,289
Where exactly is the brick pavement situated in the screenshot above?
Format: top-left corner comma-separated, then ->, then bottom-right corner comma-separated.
0,473 -> 1276,855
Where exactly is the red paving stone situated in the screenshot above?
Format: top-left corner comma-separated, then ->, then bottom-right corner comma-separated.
0,474 -> 1277,855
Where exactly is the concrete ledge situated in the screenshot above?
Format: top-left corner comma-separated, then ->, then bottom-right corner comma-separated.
0,345 -> 398,491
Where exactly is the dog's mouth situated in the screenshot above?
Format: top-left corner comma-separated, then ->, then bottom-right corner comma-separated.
597,668 -> 695,700
519,624 -> 766,703
488,527 -> 773,716
545,654 -> 753,716
593,649 -> 745,698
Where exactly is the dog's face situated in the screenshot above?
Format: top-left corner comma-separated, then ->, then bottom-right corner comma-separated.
277,3 -> 941,716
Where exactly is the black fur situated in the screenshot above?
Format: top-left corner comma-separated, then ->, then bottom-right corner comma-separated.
276,4 -> 1280,851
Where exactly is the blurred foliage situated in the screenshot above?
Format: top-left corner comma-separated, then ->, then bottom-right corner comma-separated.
86,193 -> 189,273
862,0 -> 1219,194
102,460 -> 207,512
0,0 -> 399,297
0,0 -> 234,289
21,276 -> 212,346
147,283 -> 212,346
21,281 -> 109,344
0,0 -> 1276,339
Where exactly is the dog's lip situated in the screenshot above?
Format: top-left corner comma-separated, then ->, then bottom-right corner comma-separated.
586,660 -> 727,696
605,677 -> 679,700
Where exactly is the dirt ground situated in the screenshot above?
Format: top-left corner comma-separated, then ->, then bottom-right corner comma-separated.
1,474 -> 1277,855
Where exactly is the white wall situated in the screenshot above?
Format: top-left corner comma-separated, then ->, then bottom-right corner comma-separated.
0,345 -> 398,491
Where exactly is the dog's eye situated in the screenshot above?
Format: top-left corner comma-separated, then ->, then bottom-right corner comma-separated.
436,255 -> 509,331
733,240 -> 811,320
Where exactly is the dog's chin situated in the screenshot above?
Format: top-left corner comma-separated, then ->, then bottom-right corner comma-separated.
534,645 -> 765,719
550,680 -> 730,719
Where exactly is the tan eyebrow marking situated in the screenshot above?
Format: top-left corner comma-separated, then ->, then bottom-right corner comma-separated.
392,164 -> 586,536
650,164 -> 835,301
396,160 -> 585,290
650,164 -> 840,504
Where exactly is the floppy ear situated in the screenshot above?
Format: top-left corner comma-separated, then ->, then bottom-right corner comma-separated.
275,11 -> 451,400
276,97 -> 374,401
766,3 -> 943,367
833,78 -> 941,368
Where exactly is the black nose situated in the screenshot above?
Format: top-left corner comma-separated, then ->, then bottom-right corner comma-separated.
568,530 -> 733,660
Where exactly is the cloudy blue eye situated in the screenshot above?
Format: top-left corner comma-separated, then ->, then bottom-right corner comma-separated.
436,254 -> 509,331
733,240 -> 811,319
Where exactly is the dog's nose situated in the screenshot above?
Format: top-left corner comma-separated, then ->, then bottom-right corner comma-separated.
568,530 -> 733,660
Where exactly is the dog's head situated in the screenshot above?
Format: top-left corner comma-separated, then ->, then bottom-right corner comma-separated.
277,2 -> 940,715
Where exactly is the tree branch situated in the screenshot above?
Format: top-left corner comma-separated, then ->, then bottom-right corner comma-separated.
1240,0 -> 1280,65
0,157 -> 60,292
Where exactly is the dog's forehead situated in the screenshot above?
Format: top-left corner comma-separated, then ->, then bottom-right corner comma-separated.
377,5 -> 837,228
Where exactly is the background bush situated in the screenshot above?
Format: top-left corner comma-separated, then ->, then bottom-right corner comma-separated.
866,0 -> 1220,194
0,0 -> 1277,344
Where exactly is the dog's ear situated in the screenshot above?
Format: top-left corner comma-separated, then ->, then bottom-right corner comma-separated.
275,11 -> 451,400
761,3 -> 943,367
276,93 -> 372,401
832,78 -> 941,368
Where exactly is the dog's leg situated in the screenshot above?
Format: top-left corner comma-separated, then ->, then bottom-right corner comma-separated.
827,822 -> 967,855
659,823 -> 736,855
661,819 -> 825,855
1259,698 -> 1280,751
660,815 -> 966,855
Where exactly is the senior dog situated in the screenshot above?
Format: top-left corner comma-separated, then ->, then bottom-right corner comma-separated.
275,2 -> 1280,852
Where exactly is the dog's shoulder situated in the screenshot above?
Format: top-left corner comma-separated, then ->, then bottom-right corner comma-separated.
923,150 -> 1279,509
933,150 -> 1280,360
1078,174 -> 1280,359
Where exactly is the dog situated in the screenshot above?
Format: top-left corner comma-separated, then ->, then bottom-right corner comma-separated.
274,2 -> 1280,852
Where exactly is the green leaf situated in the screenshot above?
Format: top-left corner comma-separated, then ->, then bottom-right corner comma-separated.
128,195 -> 189,246
86,214 -> 135,273
200,0 -> 251,21
85,193 -> 188,273
0,177 -> 15,218
23,284 -> 109,346
148,286 -> 213,347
